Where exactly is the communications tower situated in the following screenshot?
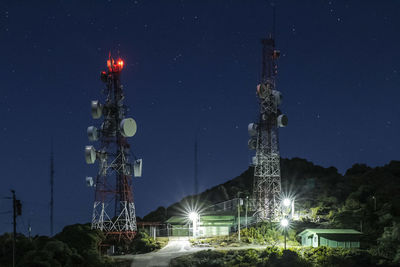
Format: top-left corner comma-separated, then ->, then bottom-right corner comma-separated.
248,35 -> 288,221
85,55 -> 142,241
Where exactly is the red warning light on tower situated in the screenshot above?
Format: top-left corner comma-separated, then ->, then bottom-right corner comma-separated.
107,57 -> 124,72
117,59 -> 124,69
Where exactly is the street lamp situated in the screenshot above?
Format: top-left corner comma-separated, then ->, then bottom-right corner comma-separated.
236,192 -> 245,242
283,198 -> 291,207
245,196 -> 249,229
282,197 -> 295,218
189,212 -> 198,238
371,196 -> 376,211
281,218 -> 289,249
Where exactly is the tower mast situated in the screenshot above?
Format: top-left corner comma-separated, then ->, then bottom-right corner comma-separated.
85,55 -> 142,241
248,32 -> 287,221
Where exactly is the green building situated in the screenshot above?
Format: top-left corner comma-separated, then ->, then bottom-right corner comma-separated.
165,216 -> 190,236
199,215 -> 236,236
298,229 -> 362,248
166,215 -> 250,237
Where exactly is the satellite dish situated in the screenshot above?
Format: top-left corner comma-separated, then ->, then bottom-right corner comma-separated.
91,100 -> 102,119
248,138 -> 257,150
85,145 -> 96,164
248,123 -> 258,136
277,114 -> 288,127
252,156 -> 258,165
86,177 -> 94,187
272,90 -> 282,106
133,159 -> 142,177
87,126 -> 99,141
256,83 -> 272,99
120,118 -> 137,137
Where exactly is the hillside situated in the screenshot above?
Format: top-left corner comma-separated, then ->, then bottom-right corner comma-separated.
142,157 -> 400,261
142,157 -> 345,221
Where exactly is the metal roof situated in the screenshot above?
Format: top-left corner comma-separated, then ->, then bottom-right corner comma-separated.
166,215 -> 236,225
166,216 -> 187,224
298,229 -> 362,236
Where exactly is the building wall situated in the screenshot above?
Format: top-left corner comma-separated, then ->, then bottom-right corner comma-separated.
199,226 -> 230,237
170,225 -> 230,237
313,234 -> 319,247
301,234 -> 361,248
301,235 -> 313,246
171,227 -> 189,236
319,237 -> 360,248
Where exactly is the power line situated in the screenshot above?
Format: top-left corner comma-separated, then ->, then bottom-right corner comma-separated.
0,211 -> 11,215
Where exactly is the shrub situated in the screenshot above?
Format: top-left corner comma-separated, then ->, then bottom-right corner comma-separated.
129,232 -> 161,254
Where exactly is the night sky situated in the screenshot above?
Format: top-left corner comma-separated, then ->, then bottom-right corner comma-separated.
0,0 -> 399,236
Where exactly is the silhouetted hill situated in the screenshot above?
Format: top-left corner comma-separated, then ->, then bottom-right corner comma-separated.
143,157 -> 346,221
145,158 -> 400,263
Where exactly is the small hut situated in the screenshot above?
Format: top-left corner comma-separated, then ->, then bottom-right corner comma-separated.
298,229 -> 362,248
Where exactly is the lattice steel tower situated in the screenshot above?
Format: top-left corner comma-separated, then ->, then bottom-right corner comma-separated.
85,55 -> 142,241
248,35 -> 287,221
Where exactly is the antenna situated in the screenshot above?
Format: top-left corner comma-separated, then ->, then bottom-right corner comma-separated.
272,2 -> 276,39
50,142 -> 54,236
86,54 -> 139,241
194,134 -> 199,195
249,5 -> 287,221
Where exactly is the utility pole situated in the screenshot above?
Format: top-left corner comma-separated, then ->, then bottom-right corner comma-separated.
372,196 -> 376,211
11,190 -> 16,267
50,144 -> 54,236
237,197 -> 242,242
284,228 -> 287,249
28,221 -> 32,241
194,134 -> 198,195
245,196 -> 248,229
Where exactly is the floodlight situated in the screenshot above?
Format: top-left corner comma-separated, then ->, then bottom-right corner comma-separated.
281,218 -> 289,228
283,198 -> 291,207
189,212 -> 198,222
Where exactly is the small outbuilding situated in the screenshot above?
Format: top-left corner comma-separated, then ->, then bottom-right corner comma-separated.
166,215 -> 237,237
298,229 -> 362,248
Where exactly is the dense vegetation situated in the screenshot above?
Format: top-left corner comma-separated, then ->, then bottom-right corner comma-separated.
128,232 -> 166,254
0,223 -> 163,266
169,247 -> 386,267
193,222 -> 298,248
144,157 -> 400,264
0,224 -> 115,267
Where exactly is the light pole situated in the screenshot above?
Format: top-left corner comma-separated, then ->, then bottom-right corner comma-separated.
237,197 -> 243,242
282,197 -> 295,219
189,212 -> 198,238
245,196 -> 249,229
11,190 -> 16,267
372,196 -> 376,211
237,193 -> 245,242
283,198 -> 291,207
281,218 -> 289,249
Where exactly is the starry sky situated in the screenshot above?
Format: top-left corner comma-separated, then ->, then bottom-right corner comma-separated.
0,0 -> 399,236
